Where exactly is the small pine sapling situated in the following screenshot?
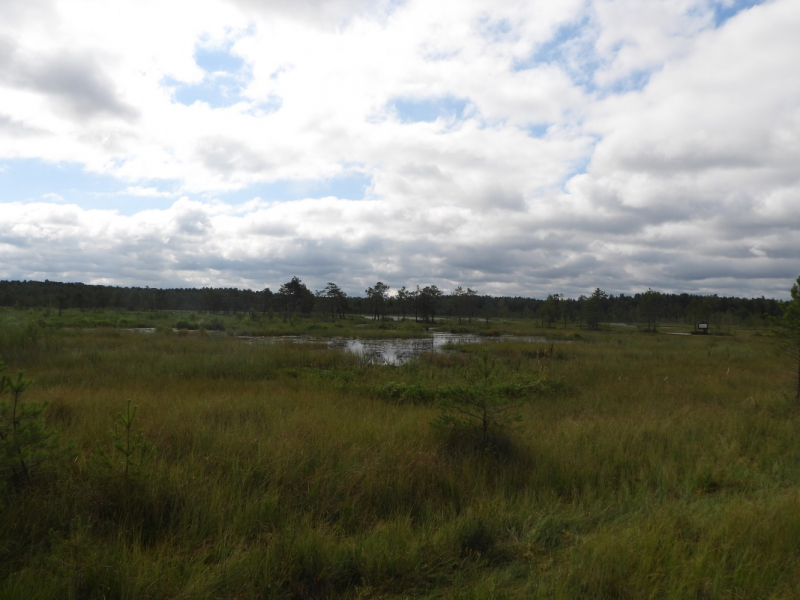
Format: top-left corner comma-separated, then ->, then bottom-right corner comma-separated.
0,359 -> 59,487
94,400 -> 154,481
433,350 -> 524,451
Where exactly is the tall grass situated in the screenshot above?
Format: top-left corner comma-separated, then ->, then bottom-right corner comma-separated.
0,307 -> 431,339
0,315 -> 797,598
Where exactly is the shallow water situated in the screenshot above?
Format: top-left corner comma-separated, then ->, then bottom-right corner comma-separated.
134,327 -> 560,365
240,332 -> 557,364
330,332 -> 555,365
240,332 -> 476,364
329,333 -> 475,365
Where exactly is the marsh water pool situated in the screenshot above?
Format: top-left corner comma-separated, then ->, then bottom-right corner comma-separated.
252,332 -> 560,365
129,328 -> 563,365
331,333 -> 551,364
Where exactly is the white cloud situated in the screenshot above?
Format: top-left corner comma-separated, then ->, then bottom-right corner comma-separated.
591,0 -> 713,86
0,0 -> 798,298
120,186 -> 177,198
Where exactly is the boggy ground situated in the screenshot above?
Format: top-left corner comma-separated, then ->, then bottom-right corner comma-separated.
0,314 -> 798,599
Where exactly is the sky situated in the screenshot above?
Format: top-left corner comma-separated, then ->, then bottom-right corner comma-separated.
0,0 -> 798,299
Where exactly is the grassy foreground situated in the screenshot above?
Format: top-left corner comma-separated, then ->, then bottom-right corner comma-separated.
1,317 -> 798,599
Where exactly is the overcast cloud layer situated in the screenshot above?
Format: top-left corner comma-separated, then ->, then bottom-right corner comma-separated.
0,0 -> 798,298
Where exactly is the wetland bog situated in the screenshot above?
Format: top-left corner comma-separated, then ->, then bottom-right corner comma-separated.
0,310 -> 797,599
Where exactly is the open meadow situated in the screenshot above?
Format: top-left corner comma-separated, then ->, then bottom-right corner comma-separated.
1,310 -> 799,599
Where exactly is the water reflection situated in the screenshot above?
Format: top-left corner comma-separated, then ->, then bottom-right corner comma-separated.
204,330 -> 560,365
329,333 -> 551,365
127,327 -> 564,365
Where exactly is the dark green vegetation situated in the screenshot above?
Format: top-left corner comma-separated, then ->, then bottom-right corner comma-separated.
1,308 -> 799,599
773,276 -> 800,399
0,278 -> 786,329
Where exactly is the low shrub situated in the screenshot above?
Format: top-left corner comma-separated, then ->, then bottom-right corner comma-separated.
376,382 -> 438,405
203,318 -> 226,331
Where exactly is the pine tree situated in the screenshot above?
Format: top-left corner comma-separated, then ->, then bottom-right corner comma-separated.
774,276 -> 800,400
0,361 -> 59,487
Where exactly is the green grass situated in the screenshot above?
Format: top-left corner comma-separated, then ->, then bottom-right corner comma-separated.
0,311 -> 798,598
0,307 -> 432,339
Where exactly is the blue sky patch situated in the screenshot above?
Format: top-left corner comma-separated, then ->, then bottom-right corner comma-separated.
515,16 -> 662,96
713,0 -> 764,27
564,153 -> 592,182
523,124 -> 549,138
0,159 -> 373,216
389,97 -> 470,123
515,17 -> 600,91
0,159 -> 179,214
527,21 -> 586,65
168,43 -> 253,108
194,46 -> 246,73
244,96 -> 284,117
602,68 -> 653,95
218,173 -> 373,204
170,74 -> 249,108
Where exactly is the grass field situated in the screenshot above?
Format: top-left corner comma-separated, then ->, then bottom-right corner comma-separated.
3,305 -> 735,338
0,310 -> 798,599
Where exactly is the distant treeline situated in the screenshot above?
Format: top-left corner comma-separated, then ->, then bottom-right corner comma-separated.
0,279 -> 786,328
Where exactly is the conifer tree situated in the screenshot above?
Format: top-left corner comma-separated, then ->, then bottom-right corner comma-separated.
775,276 -> 800,400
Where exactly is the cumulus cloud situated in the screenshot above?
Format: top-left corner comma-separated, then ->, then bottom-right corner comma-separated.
0,36 -> 138,123
232,0 -> 386,26
0,0 -> 798,298
0,114 -> 46,138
